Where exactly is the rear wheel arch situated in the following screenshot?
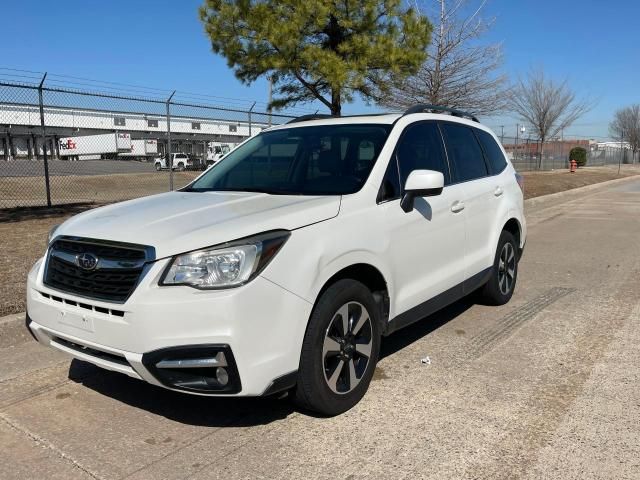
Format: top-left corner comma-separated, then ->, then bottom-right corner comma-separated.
502,217 -> 522,249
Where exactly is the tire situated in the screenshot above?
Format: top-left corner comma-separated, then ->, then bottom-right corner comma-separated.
177,163 -> 185,172
479,230 -> 519,305
155,163 -> 162,171
294,279 -> 381,416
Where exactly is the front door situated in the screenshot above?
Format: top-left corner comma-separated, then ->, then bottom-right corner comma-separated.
379,120 -> 467,317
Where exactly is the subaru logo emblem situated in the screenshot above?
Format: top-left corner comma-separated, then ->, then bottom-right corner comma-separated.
75,253 -> 99,271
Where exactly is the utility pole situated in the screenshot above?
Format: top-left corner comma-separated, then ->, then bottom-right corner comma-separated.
248,102 -> 256,137
515,124 -> 519,163
500,125 -> 504,144
267,76 -> 273,127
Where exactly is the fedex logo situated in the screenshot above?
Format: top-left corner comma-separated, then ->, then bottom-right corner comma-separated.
59,139 -> 77,150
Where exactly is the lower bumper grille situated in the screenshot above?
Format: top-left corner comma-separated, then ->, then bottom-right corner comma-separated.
51,336 -> 130,367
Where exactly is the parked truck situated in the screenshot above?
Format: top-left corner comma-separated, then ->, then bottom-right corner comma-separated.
118,139 -> 158,161
206,142 -> 232,165
58,132 -> 132,160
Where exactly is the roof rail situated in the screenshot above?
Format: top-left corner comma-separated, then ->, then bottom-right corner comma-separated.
287,114 -> 336,124
403,104 -> 479,123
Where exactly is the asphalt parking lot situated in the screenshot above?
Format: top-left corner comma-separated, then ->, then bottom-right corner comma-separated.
0,159 -> 157,177
1,177 -> 639,479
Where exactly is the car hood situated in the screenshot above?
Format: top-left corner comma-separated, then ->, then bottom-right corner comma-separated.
56,191 -> 341,258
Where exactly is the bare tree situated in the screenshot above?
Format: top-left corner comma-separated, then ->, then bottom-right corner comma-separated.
381,0 -> 509,116
509,68 -> 594,169
609,104 -> 640,162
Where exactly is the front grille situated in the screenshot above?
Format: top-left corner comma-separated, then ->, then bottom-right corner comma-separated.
43,238 -> 151,303
53,239 -> 145,261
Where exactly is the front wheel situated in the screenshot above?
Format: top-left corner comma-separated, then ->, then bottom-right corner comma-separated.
155,163 -> 162,171
294,279 -> 381,416
479,230 -> 519,305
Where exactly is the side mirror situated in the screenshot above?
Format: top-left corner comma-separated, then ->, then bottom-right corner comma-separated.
400,170 -> 444,213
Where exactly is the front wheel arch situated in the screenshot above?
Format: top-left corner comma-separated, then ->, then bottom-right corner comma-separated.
314,263 -> 390,334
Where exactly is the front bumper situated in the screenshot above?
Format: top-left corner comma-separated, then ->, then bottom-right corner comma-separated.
26,258 -> 312,396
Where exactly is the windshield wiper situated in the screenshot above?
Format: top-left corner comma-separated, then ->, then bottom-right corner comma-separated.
185,187 -> 300,195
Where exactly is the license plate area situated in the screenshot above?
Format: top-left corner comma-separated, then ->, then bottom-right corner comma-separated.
58,310 -> 95,333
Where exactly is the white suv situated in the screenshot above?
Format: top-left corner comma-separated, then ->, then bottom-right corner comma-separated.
26,106 -> 526,416
154,153 -> 194,171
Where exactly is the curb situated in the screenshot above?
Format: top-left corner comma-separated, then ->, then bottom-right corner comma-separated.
0,312 -> 25,326
524,174 -> 640,209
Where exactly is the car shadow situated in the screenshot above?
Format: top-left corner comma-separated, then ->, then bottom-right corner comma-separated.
380,296 -> 474,360
67,297 -> 473,426
67,359 -> 296,428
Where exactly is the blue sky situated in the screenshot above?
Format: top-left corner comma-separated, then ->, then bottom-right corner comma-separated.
1,0 -> 638,139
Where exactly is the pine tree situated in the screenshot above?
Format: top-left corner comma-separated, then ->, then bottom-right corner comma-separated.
199,0 -> 432,115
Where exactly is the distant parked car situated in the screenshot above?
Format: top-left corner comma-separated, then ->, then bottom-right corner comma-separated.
154,153 -> 194,171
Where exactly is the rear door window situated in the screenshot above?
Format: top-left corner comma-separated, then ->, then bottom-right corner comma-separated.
440,123 -> 488,183
475,129 -> 508,174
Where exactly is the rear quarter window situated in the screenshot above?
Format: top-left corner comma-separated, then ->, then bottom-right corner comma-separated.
476,129 -> 508,174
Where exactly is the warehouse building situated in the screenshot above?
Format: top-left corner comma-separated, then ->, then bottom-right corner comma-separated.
0,102 -> 272,161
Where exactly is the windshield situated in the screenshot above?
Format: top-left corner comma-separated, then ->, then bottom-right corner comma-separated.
186,124 -> 392,195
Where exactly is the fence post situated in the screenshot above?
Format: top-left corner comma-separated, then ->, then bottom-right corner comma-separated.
166,91 -> 176,191
248,101 -> 256,138
38,73 -> 52,207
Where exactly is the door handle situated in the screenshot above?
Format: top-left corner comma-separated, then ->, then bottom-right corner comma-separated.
494,186 -> 504,197
451,202 -> 465,213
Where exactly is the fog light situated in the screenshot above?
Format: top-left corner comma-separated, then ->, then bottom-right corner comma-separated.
216,367 -> 229,386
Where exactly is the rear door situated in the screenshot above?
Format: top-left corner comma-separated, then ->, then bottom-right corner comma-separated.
439,122 -> 495,281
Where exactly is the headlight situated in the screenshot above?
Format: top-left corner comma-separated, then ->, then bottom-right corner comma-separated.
160,230 -> 290,289
48,224 -> 60,244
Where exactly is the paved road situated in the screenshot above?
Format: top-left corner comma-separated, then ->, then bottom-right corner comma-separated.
1,178 -> 639,479
1,159 -> 157,177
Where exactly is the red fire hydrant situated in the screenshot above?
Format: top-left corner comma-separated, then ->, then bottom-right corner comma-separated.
570,159 -> 577,173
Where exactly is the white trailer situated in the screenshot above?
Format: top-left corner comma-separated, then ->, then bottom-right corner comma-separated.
118,139 -> 158,160
58,133 -> 132,160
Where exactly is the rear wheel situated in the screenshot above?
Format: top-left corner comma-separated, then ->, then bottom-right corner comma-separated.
177,162 -> 185,171
479,230 -> 519,305
155,162 -> 162,171
294,279 -> 380,416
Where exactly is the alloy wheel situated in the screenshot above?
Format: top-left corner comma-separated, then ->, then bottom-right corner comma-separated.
322,302 -> 373,395
498,242 -> 516,295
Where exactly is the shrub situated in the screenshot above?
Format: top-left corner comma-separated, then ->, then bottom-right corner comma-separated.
569,147 -> 587,167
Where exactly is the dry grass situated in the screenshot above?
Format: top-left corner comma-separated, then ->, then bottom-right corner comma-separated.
0,212 -> 72,316
522,165 -> 640,199
1,165 -> 639,316
0,172 -> 201,208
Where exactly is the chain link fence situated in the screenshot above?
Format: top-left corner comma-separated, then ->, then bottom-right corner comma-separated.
0,80 -> 295,209
499,135 -> 639,172
3,76 -> 638,209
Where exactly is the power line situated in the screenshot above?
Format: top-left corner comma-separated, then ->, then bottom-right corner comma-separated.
0,66 -> 317,115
